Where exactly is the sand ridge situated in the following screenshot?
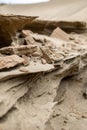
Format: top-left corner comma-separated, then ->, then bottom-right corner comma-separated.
0,0 -> 87,21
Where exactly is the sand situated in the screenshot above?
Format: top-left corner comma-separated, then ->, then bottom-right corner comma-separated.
0,0 -> 87,21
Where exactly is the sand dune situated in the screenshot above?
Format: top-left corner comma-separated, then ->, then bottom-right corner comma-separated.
0,0 -> 87,22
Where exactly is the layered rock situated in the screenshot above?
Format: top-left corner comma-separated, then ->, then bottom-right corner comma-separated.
0,15 -> 87,130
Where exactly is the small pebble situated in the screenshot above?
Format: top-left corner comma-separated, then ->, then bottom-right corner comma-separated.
19,67 -> 29,72
41,58 -> 47,64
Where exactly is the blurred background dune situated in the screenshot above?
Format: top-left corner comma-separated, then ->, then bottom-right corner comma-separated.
0,0 -> 87,21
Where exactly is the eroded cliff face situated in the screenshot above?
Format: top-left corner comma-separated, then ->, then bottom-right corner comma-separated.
0,15 -> 87,130
0,15 -> 37,47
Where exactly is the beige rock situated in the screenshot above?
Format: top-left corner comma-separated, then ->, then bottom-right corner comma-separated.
0,45 -> 37,56
0,15 -> 37,47
51,27 -> 70,41
0,55 -> 24,70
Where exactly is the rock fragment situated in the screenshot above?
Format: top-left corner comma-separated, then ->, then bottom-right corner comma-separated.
0,45 -> 37,56
0,55 -> 24,70
41,58 -> 47,64
51,27 -> 70,41
22,55 -> 30,66
21,30 -> 33,37
41,46 -> 64,64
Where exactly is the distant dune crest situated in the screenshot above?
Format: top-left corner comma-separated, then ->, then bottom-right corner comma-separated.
0,0 -> 49,4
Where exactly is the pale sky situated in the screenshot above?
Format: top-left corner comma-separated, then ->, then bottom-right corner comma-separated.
0,0 -> 49,4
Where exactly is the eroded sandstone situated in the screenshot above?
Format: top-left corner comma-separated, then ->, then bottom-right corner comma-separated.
0,15 -> 87,130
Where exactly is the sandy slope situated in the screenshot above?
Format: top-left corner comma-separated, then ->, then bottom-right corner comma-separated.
45,67 -> 87,130
0,0 -> 87,21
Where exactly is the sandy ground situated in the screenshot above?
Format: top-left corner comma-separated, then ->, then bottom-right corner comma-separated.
45,67 -> 87,130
